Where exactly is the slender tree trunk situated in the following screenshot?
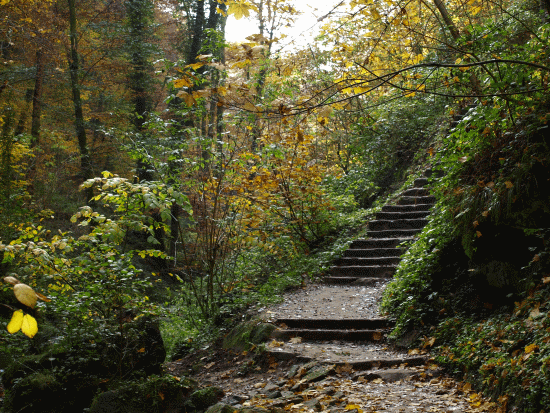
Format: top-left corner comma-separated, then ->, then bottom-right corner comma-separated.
14,89 -> 32,136
432,0 -> 460,40
67,0 -> 93,201
30,50 -> 45,147
188,0 -> 205,64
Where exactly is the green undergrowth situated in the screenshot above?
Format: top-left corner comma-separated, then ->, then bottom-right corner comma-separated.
433,281 -> 550,412
161,204 -> 369,360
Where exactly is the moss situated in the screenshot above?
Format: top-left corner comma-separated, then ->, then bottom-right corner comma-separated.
89,375 -> 197,413
222,320 -> 276,352
3,371 -> 63,413
187,386 -> 225,411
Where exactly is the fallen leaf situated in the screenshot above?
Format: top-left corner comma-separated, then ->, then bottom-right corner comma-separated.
525,343 -> 538,353
289,337 -> 302,344
423,337 -> 436,348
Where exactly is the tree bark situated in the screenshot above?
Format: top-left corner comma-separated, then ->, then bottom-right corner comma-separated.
432,0 -> 460,40
67,0 -> 93,201
30,50 -> 45,147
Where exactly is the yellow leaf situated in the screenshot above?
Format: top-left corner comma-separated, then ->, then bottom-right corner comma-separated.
176,91 -> 196,106
185,62 -> 204,70
227,0 -> 255,20
21,314 -> 38,338
14,283 -> 38,308
173,78 -> 192,88
525,343 -> 538,353
216,7 -> 227,16
137,347 -> 146,353
505,181 -> 514,188
7,310 -> 24,334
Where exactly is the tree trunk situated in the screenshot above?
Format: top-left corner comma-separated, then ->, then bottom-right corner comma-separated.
432,0 -> 460,40
67,0 -> 93,201
188,0 -> 205,64
30,50 -> 45,147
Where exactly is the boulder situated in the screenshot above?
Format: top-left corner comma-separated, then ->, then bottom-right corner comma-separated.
205,403 -> 235,413
223,320 -> 276,352
186,386 -> 225,411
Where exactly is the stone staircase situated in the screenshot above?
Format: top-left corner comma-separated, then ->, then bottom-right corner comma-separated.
326,176 -> 434,285
268,174 -> 436,368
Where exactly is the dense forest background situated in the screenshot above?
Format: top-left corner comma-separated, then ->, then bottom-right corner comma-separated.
1,0 -> 550,411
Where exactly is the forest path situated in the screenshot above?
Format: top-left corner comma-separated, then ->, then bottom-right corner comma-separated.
166,173 -> 497,412
170,280 -> 497,413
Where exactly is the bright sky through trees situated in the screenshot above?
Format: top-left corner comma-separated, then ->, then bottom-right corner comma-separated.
225,0 -> 346,50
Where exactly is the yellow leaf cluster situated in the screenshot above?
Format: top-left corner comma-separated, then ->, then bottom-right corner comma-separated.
7,310 -> 38,338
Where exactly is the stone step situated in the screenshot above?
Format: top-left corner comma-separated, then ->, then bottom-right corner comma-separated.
382,204 -> 433,212
398,195 -> 436,205
376,211 -> 430,220
368,218 -> 428,231
414,177 -> 429,187
335,256 -> 401,266
266,349 -> 429,369
272,329 -> 388,342
368,228 -> 422,238
343,247 -> 404,257
276,318 -> 394,330
330,265 -> 396,278
323,277 -> 386,285
349,238 -> 413,249
401,188 -> 430,197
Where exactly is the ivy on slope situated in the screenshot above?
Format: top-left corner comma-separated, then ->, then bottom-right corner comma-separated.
434,278 -> 550,413
381,95 -> 550,411
380,205 -> 455,339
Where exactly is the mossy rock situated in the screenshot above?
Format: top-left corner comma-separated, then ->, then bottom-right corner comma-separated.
186,386 -> 225,411
205,403 -> 235,413
89,375 -> 197,413
3,371 -> 64,413
223,320 -> 276,351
